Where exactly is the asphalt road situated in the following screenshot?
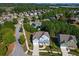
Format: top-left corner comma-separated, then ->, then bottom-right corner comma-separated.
11,24 -> 25,56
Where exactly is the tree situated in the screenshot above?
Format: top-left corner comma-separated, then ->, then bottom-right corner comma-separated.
13,18 -> 18,24
24,23 -> 31,32
0,45 -> 7,56
0,32 -> 3,43
23,17 -> 29,23
24,23 -> 38,33
0,28 -> 15,46
41,20 -> 79,37
19,35 -> 25,45
3,31 -> 15,46
0,24 -> 2,43
32,16 -> 36,21
38,15 -> 43,20
0,24 -> 2,30
3,21 -> 15,30
65,11 -> 74,18
0,8 -> 6,15
41,10 -> 55,19
0,27 -> 15,55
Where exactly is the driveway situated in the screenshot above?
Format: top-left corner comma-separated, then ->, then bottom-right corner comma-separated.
60,46 -> 69,56
32,39 -> 39,56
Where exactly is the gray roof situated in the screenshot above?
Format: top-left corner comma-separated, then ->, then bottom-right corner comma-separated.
32,31 -> 50,40
59,34 -> 77,49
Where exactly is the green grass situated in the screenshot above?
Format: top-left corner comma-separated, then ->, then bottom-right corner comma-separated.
69,49 -> 79,56
0,45 -> 7,56
40,52 -> 62,56
50,39 -> 61,52
26,32 -> 33,49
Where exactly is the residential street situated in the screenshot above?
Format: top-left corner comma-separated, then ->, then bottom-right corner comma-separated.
11,24 -> 25,56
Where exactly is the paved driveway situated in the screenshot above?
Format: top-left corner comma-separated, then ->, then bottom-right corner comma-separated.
60,46 -> 69,56
32,39 -> 39,56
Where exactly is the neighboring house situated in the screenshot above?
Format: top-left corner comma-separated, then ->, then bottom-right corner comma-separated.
0,20 -> 4,24
67,17 -> 79,24
24,12 -> 29,16
18,18 -> 24,25
43,19 -> 50,21
49,16 -> 56,20
30,13 -> 34,16
55,14 -> 60,20
30,20 -> 42,30
37,12 -> 42,15
34,12 -> 38,16
32,31 -> 50,46
74,18 -> 79,24
18,13 -> 24,18
2,14 -> 13,21
13,13 -> 18,19
57,34 -> 77,50
55,14 -> 63,20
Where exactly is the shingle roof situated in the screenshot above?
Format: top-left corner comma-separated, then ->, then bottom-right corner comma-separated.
32,31 -> 50,40
59,34 -> 77,49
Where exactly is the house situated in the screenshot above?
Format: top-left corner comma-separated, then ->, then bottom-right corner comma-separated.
37,12 -> 42,15
0,20 -> 4,24
30,13 -> 34,16
34,12 -> 37,16
18,13 -> 24,18
13,13 -> 18,19
30,20 -> 42,30
23,12 -> 28,16
32,31 -> 50,46
57,34 -> 77,50
55,14 -> 60,20
1,12 -> 13,22
67,17 -> 79,24
49,16 -> 56,20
